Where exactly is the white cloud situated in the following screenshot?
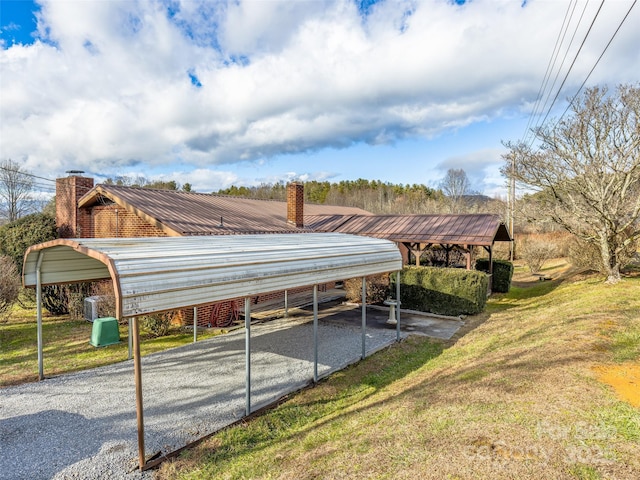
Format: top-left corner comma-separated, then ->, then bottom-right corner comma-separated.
436,146 -> 509,196
1,0 -> 638,184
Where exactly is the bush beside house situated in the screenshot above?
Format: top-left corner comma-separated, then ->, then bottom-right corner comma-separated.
392,266 -> 488,316
344,274 -> 390,305
475,259 -> 514,293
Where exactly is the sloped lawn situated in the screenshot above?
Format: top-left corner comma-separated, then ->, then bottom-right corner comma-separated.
158,270 -> 640,480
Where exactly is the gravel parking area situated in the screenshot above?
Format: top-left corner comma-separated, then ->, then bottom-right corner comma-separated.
0,306 -> 403,480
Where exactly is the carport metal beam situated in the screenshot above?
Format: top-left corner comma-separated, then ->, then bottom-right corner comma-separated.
36,251 -> 44,381
313,285 -> 318,383
133,316 -> 145,469
245,297 -> 251,416
396,271 -> 401,341
362,276 -> 367,359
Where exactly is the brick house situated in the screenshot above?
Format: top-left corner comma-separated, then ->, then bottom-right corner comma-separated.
55,174 -> 510,325
55,174 -> 370,326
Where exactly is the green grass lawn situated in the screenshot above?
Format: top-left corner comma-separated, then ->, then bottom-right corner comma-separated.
157,270 -> 640,480
2,268 -> 639,479
0,304 -> 221,387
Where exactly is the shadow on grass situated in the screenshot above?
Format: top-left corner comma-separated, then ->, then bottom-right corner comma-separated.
171,337 -> 445,470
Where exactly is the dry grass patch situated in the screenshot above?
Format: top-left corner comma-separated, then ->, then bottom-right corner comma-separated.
158,271 -> 640,480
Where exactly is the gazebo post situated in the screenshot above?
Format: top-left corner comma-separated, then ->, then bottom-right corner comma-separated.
313,285 -> 318,383
245,297 -> 251,416
361,276 -> 367,359
132,316 -> 146,470
488,244 -> 494,275
36,251 -> 44,380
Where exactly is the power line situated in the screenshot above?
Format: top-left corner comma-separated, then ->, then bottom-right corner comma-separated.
0,165 -> 57,184
526,0 -> 592,146
0,166 -> 96,195
554,0 -> 638,125
522,0 -> 578,143
534,0 -> 606,135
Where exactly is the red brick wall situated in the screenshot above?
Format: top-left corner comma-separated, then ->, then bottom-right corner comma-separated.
90,205 -> 166,238
178,284 -> 335,328
56,176 -> 94,237
287,182 -> 304,227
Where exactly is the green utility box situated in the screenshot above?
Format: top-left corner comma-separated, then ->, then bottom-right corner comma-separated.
90,317 -> 120,347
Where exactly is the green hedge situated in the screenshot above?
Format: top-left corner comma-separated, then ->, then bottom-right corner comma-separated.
475,259 -> 514,293
391,266 -> 488,316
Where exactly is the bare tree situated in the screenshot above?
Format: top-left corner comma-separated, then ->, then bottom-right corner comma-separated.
502,84 -> 640,284
0,255 -> 20,322
440,168 -> 472,213
0,159 -> 35,222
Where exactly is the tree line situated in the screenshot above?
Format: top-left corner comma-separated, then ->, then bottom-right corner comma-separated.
217,177 -> 505,216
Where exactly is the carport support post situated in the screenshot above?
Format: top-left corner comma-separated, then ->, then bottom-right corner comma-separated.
36,251 -> 44,380
313,285 -> 318,382
128,319 -> 132,360
245,297 -> 251,416
132,316 -> 146,471
396,270 -> 401,342
361,276 -> 367,360
193,307 -> 197,343
284,290 -> 288,318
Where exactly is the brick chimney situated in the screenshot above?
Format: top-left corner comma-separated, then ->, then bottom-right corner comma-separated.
56,174 -> 94,238
286,182 -> 304,228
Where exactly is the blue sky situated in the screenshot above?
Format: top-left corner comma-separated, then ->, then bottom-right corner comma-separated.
1,0 -> 638,198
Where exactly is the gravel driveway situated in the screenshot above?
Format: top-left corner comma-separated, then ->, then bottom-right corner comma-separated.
0,306 -> 403,480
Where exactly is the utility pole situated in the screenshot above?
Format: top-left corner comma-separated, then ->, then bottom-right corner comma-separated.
509,154 -> 515,262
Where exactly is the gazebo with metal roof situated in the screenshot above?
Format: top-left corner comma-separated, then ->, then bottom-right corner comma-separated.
22,233 -> 402,470
306,213 -> 512,272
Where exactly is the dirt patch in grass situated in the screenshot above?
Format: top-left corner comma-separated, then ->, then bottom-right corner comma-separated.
593,364 -> 640,407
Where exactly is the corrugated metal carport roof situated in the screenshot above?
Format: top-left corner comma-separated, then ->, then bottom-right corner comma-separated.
22,232 -> 403,471
23,233 -> 402,319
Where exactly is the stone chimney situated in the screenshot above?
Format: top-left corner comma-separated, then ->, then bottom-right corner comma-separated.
286,182 -> 304,228
56,173 -> 94,238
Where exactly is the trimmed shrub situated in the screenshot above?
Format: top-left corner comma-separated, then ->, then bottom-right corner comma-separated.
392,266 -> 488,316
41,285 -> 70,316
475,259 -> 514,293
142,311 -> 178,337
344,274 -> 390,304
42,283 -> 93,317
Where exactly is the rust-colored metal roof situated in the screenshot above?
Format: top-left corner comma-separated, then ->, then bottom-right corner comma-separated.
306,213 -> 511,246
79,185 -> 370,236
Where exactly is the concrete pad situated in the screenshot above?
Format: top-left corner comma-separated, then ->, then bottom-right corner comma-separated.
399,314 -> 464,340
305,302 -> 464,341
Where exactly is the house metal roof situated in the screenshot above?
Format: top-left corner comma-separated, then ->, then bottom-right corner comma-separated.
306,213 -> 511,246
79,185 -> 370,236
23,233 -> 402,319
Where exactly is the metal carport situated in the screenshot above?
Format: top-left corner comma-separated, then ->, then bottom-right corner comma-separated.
22,233 -> 403,470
